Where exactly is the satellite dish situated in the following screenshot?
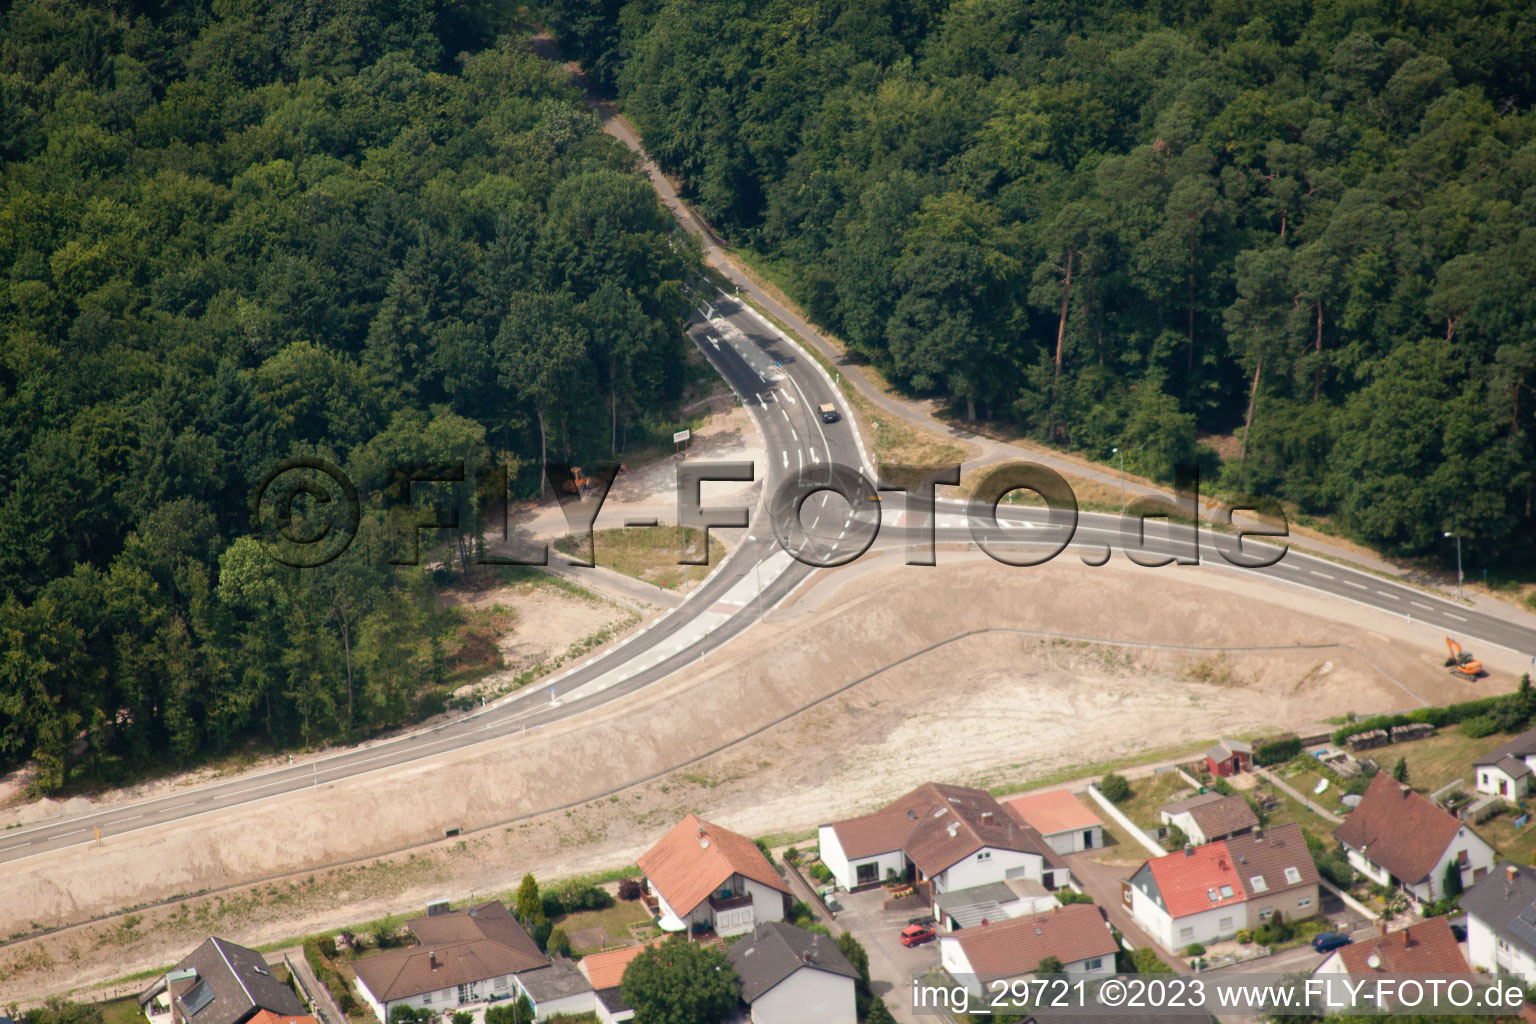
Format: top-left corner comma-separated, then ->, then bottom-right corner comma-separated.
1367,953 -> 1382,970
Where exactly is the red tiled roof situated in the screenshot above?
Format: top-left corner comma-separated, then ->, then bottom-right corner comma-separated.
1332,774 -> 1468,884
1335,917 -> 1470,975
638,815 -> 790,917
1005,791 -> 1103,837
578,940 -> 662,990
1144,842 -> 1247,919
247,1011 -> 318,1024
948,904 -> 1118,977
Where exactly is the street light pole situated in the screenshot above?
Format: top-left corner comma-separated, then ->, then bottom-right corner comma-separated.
1443,531 -> 1463,601
1112,447 -> 1124,515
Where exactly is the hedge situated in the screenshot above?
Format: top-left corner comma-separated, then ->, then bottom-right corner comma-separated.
1331,693 -> 1513,746
1253,735 -> 1302,765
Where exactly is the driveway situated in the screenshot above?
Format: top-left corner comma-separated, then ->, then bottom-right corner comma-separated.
833,885 -> 942,1024
1064,850 -> 1190,973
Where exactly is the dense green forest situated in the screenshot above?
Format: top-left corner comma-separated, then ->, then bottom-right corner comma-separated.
0,0 -> 698,791
545,0 -> 1536,567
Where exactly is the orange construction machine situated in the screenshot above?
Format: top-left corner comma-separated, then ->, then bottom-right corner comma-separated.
1445,636 -> 1486,679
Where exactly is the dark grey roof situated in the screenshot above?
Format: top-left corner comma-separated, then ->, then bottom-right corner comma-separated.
725,922 -> 859,1003
1494,754 -> 1534,781
1462,861 -> 1536,959
517,957 -> 593,1003
1473,727 -> 1536,767
594,987 -> 627,1014
934,881 -> 1020,912
168,937 -> 306,1024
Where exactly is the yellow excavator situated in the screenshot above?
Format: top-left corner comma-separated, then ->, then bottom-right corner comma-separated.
1445,636 -> 1487,679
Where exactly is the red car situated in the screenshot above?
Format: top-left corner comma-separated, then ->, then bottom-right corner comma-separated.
899,924 -> 936,947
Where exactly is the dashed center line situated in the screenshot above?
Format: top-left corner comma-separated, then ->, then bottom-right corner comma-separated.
1410,601 -> 1434,611
1343,580 -> 1367,590
1310,570 -> 1335,580
1446,612 -> 1467,622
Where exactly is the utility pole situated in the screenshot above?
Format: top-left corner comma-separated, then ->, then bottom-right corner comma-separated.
1443,531 -> 1463,601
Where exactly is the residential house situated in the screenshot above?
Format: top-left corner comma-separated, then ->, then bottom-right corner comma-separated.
1004,790 -> 1104,854
577,941 -> 662,1024
1473,727 -> 1536,799
726,922 -> 860,1024
1159,793 -> 1258,846
938,903 -> 1118,997
1314,917 -> 1470,980
351,901 -> 550,1020
639,814 -> 792,937
933,879 -> 1058,932
1332,773 -> 1496,905
1125,822 -> 1318,952
244,1013 -> 317,1024
818,783 -> 1070,895
514,958 -> 596,1020
1463,861 -> 1536,980
1205,740 -> 1252,777
138,937 -> 308,1024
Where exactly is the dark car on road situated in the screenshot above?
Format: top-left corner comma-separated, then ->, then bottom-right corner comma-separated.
819,402 -> 840,423
1312,932 -> 1352,953
900,923 -> 936,947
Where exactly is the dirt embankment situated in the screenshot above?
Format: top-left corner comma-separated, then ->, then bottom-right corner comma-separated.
1,554 -> 1499,1003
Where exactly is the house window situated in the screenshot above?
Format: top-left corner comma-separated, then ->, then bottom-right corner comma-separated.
423,993 -> 434,1004
458,984 -> 473,1005
1457,849 -> 1470,867
1084,958 -> 1103,971
977,851 -> 992,861
1284,867 -> 1302,885
1179,927 -> 1194,941
1297,897 -> 1313,909
1218,917 -> 1234,931
1259,908 -> 1274,921
856,862 -> 879,885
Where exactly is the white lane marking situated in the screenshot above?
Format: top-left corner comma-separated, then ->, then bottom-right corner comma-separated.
1446,613 -> 1467,622
1377,591 -> 1400,600
797,450 -> 803,472
791,428 -> 799,442
54,829 -> 86,839
781,451 -> 788,469
1311,570 -> 1335,580
779,407 -> 791,424
1343,580 -> 1367,590
0,841 -> 34,851
1411,601 -> 1434,611
811,515 -> 821,529
755,392 -> 764,405
810,449 -> 821,464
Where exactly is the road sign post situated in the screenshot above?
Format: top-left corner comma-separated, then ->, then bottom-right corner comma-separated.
673,428 -> 690,457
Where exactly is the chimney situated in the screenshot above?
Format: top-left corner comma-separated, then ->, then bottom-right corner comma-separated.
1402,928 -> 1412,948
430,950 -> 439,969
1185,846 -> 1195,857
1378,919 -> 1388,938
981,811 -> 994,824
1509,865 -> 1520,883
1400,785 -> 1411,797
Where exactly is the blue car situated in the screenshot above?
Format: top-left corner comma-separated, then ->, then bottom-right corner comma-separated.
1313,932 -> 1352,953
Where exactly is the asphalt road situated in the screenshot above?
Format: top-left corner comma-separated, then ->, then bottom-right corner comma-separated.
2,297 -> 1532,870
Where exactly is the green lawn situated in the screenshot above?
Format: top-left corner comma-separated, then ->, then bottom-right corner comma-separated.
1115,771 -> 1199,830
554,899 -> 656,953
1344,728 -> 1489,794
101,999 -> 145,1024
553,526 -> 725,590
1471,805 -> 1536,863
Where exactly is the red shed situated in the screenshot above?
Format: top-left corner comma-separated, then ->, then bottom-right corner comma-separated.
1205,739 -> 1253,777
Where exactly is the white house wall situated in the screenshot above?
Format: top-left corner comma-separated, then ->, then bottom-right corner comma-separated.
1467,914 -> 1536,981
936,848 -> 1041,893
817,826 -> 903,890
1128,886 -> 1241,952
749,968 -> 857,1024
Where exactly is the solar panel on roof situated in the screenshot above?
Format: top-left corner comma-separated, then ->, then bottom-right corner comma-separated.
180,981 -> 215,1017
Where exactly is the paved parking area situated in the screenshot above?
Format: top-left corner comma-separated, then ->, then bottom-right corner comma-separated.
833,886 -> 941,1024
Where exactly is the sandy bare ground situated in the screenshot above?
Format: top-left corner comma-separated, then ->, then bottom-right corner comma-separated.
2,551 -> 1514,1003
